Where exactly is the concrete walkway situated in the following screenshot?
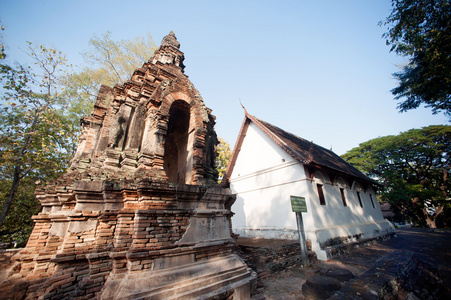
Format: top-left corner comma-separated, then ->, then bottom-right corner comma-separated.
251,228 -> 451,299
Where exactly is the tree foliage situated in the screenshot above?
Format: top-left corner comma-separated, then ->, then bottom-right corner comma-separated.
215,138 -> 232,182
342,125 -> 451,228
0,178 -> 40,245
0,44 -> 76,241
381,0 -> 451,118
82,31 -> 157,85
0,23 -> 5,60
60,32 -> 158,128
68,32 -> 157,99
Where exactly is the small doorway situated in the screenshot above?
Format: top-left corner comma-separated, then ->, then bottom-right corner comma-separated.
164,100 -> 191,184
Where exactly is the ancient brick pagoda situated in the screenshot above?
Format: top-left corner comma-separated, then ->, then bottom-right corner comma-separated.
1,32 -> 256,299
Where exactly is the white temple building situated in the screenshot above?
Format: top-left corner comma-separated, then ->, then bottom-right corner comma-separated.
222,110 -> 395,260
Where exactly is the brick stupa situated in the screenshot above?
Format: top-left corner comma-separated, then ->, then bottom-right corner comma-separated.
1,31 -> 256,300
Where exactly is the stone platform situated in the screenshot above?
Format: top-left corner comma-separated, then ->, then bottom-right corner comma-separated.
104,254 -> 255,299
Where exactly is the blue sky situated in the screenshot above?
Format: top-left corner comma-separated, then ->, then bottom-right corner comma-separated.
1,0 -> 448,155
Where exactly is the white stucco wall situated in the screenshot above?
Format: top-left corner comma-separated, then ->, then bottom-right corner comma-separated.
230,122 -> 313,240
229,122 -> 394,260
306,172 -> 394,259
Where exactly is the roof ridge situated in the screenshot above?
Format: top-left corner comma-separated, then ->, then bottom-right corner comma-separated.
247,115 -> 312,164
250,116 -> 380,186
256,117 -> 333,154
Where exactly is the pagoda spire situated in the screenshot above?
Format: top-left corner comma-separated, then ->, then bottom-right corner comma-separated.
161,30 -> 180,49
151,31 -> 185,71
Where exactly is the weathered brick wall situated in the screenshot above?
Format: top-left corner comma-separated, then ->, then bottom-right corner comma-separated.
326,232 -> 396,258
0,181 -> 238,299
236,240 -> 313,280
0,248 -> 20,270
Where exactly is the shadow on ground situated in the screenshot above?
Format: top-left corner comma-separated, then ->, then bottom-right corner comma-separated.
247,228 -> 451,300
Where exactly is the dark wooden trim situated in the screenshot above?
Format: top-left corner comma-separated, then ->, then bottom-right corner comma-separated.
220,116 -> 251,187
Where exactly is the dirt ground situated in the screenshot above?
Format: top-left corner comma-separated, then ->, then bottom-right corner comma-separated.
247,228 -> 451,299
251,260 -> 367,300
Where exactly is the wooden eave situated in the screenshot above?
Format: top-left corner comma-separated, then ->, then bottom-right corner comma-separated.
220,114 -> 250,187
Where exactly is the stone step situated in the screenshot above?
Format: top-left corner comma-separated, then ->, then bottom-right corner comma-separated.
132,265 -> 250,299
111,254 -> 256,300
320,267 -> 355,282
164,270 -> 253,300
302,275 -> 341,300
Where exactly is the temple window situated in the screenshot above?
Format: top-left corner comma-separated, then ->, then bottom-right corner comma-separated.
340,188 -> 347,206
369,194 -> 376,208
356,191 -> 363,207
317,184 -> 326,205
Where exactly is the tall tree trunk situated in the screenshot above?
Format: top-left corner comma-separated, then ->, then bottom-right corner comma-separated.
425,216 -> 437,228
423,205 -> 444,229
0,164 -> 22,228
0,109 -> 40,228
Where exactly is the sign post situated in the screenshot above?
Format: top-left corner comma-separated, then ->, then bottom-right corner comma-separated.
290,196 -> 309,266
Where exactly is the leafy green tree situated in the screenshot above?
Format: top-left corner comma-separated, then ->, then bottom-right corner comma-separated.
381,0 -> 451,118
82,31 -> 157,85
0,44 -> 75,237
342,125 -> 451,228
0,177 -> 40,245
216,138 -> 232,182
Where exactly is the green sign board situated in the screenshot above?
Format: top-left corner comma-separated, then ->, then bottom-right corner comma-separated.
290,196 -> 307,213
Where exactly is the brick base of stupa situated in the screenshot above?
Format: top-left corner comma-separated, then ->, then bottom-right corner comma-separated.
0,180 -> 256,299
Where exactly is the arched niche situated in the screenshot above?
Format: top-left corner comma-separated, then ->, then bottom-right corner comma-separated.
336,177 -> 348,189
163,100 -> 192,184
351,181 -> 363,191
366,185 -> 376,195
313,171 -> 326,185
